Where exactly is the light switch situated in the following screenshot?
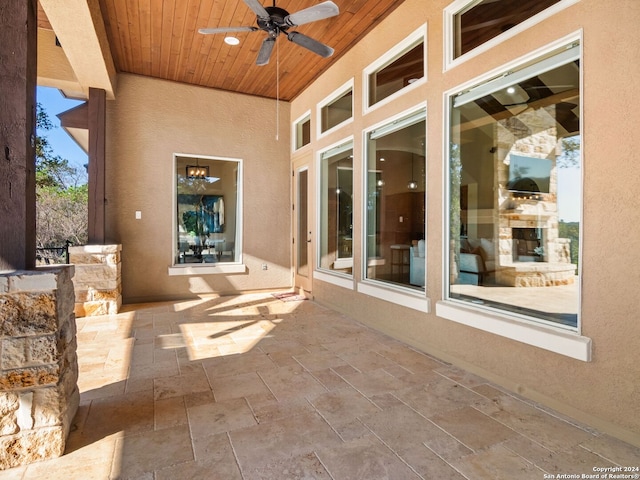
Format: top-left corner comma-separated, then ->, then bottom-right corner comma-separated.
135,211 -> 142,219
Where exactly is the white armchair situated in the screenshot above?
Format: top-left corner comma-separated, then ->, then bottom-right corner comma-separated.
409,239 -> 425,287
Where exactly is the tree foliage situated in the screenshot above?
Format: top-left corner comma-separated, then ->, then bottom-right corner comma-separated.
36,103 -> 88,249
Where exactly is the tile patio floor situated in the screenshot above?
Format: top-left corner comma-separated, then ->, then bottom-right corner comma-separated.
3,292 -> 639,479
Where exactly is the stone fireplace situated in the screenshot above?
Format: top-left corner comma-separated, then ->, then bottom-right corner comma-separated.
491,106 -> 576,286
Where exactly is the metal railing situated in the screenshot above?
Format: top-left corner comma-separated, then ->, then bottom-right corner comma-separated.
36,240 -> 71,265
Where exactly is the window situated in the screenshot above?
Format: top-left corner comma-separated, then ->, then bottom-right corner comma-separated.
319,80 -> 353,135
447,41 -> 581,329
174,155 -> 241,266
294,112 -> 311,150
365,109 -> 426,290
365,27 -> 425,109
319,140 -> 354,275
445,0 -> 578,67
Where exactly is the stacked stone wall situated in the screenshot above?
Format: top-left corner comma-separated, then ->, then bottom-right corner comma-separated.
69,245 -> 122,317
0,267 -> 79,469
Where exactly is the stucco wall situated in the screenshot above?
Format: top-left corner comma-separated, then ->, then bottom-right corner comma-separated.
106,74 -> 292,302
291,0 -> 640,445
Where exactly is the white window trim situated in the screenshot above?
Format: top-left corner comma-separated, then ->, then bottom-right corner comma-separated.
444,31 -> 582,101
360,104 -> 428,306
443,0 -> 581,71
168,264 -> 247,276
317,78 -> 354,139
358,281 -> 431,313
436,301 -> 591,361
171,153 -> 244,273
316,137 -> 355,282
292,110 -> 311,153
314,270 -> 354,290
363,24 -> 427,115
441,33 -> 588,361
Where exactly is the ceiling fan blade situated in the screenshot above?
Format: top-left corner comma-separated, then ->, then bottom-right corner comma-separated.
199,26 -> 257,34
285,1 -> 339,27
256,37 -> 276,66
287,32 -> 334,58
244,0 -> 270,21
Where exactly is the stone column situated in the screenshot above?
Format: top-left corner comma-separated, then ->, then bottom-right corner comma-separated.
69,244 -> 122,317
0,267 -> 79,469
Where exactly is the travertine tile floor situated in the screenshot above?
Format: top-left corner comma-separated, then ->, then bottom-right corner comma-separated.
3,292 -> 639,479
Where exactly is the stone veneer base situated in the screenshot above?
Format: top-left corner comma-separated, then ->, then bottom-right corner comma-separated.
69,244 -> 122,317
0,267 -> 79,469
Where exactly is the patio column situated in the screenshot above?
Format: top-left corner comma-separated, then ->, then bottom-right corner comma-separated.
88,87 -> 106,244
0,0 -> 38,271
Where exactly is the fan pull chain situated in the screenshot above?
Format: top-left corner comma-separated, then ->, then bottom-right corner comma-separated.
275,38 -> 280,141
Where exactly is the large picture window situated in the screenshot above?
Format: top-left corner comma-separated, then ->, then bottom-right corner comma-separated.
319,141 -> 353,275
447,41 -> 581,328
175,155 -> 240,265
365,109 -> 426,290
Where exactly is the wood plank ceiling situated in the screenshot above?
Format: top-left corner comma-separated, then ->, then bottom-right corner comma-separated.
40,0 -> 408,101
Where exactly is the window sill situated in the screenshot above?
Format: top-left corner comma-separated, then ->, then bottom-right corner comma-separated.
435,300 -> 591,361
314,270 -> 354,290
357,281 -> 430,313
168,264 -> 246,276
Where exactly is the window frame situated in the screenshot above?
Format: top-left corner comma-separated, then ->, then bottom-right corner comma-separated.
292,110 -> 311,153
363,25 -> 427,115
168,153 -> 245,276
315,137 -> 356,287
358,104 -> 430,312
439,32 -> 590,361
443,0 -> 580,71
317,78 -> 354,139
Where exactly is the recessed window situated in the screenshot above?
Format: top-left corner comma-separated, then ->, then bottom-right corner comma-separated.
365,109 -> 426,290
294,113 -> 311,150
318,81 -> 353,135
319,141 -> 353,275
175,155 -> 241,266
366,31 -> 425,108
447,41 -> 581,329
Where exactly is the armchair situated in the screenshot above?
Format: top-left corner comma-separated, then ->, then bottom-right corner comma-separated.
409,239 -> 425,287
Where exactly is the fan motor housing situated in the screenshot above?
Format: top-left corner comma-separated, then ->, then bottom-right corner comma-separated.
258,6 -> 291,31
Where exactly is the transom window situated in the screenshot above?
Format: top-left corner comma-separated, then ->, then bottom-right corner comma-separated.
174,155 -> 241,266
447,41 -> 581,328
318,80 -> 353,135
366,31 -> 425,108
453,0 -> 561,58
294,112 -> 311,150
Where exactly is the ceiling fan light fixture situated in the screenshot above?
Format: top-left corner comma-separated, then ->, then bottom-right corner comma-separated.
199,0 -> 340,66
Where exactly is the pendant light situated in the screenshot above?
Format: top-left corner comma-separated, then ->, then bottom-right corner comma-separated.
407,154 -> 418,190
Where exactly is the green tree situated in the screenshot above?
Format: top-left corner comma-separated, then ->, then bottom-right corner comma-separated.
35,103 -> 88,254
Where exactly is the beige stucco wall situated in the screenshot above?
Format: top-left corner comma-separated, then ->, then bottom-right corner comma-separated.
291,0 -> 640,445
37,29 -> 84,99
106,74 -> 292,302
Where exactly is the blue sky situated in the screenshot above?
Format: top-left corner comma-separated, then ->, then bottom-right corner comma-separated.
37,86 -> 88,170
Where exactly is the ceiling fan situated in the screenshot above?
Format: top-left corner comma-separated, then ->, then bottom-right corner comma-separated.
199,0 -> 340,66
